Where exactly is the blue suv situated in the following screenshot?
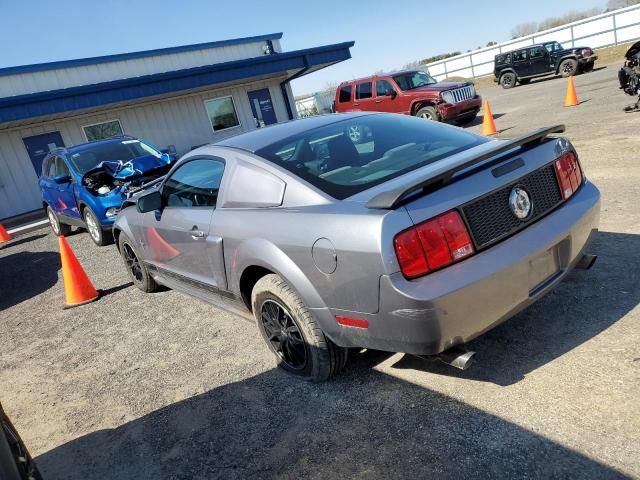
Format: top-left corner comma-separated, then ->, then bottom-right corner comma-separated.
40,137 -> 175,245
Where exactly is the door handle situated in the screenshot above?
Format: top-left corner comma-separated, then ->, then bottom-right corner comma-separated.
190,226 -> 205,239
375,100 -> 382,103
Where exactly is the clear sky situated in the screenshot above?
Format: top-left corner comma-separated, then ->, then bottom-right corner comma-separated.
0,0 -> 605,96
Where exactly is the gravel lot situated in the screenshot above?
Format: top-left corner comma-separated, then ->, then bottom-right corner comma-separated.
1,66 -> 639,479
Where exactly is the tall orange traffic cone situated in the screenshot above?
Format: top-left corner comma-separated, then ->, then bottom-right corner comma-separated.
482,100 -> 497,136
0,224 -> 12,243
58,236 -> 100,308
564,76 -> 579,106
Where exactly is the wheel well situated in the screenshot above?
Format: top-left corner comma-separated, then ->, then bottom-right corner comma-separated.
411,101 -> 436,116
113,227 -> 122,250
239,266 -> 274,311
499,69 -> 517,79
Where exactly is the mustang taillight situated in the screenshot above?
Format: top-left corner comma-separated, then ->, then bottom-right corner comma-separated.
394,210 -> 474,279
553,151 -> 583,200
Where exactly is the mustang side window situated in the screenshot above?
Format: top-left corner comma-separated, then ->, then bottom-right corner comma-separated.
163,159 -> 225,208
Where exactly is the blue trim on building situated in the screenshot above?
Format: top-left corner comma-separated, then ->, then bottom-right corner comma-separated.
0,42 -> 353,124
0,33 -> 284,77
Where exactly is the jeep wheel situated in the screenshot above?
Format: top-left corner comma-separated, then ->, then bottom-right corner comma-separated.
252,274 -> 348,382
415,106 -> 438,121
46,206 -> 71,237
560,59 -> 578,77
500,72 -> 516,89
118,233 -> 157,293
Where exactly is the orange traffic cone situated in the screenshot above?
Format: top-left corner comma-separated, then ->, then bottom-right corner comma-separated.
58,236 -> 100,308
0,224 -> 12,243
564,76 -> 579,106
482,100 -> 497,136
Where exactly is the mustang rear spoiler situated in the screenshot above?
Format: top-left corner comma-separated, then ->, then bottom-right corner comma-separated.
366,124 -> 566,209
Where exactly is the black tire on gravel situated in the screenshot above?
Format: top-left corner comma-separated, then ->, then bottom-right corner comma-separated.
560,58 -> 578,77
251,274 -> 348,382
118,233 -> 158,293
500,72 -> 517,89
46,206 -> 71,236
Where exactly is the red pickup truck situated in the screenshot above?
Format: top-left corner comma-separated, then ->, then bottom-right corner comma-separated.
334,70 -> 481,125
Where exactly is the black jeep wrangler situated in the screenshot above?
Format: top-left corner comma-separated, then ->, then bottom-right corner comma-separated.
494,41 -> 597,89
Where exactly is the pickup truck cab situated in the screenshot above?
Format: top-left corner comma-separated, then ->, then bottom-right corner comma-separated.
334,70 -> 482,126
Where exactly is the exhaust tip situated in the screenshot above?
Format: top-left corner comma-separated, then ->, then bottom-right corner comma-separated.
576,254 -> 597,270
436,346 -> 476,370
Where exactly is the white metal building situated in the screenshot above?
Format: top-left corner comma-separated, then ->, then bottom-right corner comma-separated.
0,33 -> 354,220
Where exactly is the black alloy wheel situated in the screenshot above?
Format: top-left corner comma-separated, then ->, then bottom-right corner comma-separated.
260,299 -> 308,370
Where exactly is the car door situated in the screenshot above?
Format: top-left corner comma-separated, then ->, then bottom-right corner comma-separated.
528,46 -> 549,76
144,157 -> 227,290
52,156 -> 80,219
373,79 -> 398,113
353,80 -> 375,111
512,48 -> 530,77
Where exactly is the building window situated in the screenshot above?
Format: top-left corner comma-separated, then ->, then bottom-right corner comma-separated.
204,96 -> 240,132
82,119 -> 124,142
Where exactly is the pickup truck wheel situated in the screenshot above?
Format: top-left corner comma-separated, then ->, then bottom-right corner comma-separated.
46,206 -> 71,236
252,274 -> 348,382
118,233 -> 157,292
415,106 -> 438,121
83,208 -> 109,246
500,72 -> 517,89
560,58 -> 578,77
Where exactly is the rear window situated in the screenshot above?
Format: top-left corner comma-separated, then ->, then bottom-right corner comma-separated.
338,85 -> 352,103
254,115 -> 486,200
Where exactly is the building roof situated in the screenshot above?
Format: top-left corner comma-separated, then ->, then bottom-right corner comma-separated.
0,33 -> 284,77
0,40 -> 354,125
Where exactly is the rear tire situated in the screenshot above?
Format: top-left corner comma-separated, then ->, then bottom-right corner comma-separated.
560,58 -> 578,77
500,72 -> 517,89
118,233 -> 157,292
415,106 -> 439,121
252,274 -> 348,382
46,206 -> 71,237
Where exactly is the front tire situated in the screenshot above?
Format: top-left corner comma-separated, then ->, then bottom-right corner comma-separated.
252,274 -> 348,382
83,207 -> 111,246
118,233 -> 157,292
415,106 -> 439,121
560,58 -> 578,77
46,206 -> 71,236
500,72 -> 517,89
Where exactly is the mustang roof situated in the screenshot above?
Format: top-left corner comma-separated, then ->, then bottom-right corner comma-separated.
217,112 -> 377,153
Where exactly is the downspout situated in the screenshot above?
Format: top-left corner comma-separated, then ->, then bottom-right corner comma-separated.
280,54 -> 311,120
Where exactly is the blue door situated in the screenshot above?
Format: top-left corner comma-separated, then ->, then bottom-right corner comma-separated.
247,88 -> 277,128
23,132 -> 65,176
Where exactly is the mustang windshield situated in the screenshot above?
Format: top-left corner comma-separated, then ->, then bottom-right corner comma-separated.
392,71 -> 438,91
255,115 -> 486,200
69,140 -> 163,174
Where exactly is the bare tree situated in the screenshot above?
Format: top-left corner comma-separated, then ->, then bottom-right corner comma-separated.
511,22 -> 538,39
607,0 -> 640,10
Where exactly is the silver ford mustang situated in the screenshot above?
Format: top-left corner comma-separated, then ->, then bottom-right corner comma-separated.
113,113 -> 600,381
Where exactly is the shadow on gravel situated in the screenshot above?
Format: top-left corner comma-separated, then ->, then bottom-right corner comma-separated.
461,112 -> 506,128
0,233 -> 47,250
0,250 -> 60,311
391,230 -> 639,386
36,349 -> 627,479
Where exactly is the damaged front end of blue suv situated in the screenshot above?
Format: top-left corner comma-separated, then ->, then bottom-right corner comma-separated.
39,136 -> 176,246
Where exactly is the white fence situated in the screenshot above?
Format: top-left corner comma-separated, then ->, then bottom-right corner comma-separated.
425,4 -> 640,81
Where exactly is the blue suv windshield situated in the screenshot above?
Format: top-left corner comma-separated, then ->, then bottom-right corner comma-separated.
68,140 -> 162,174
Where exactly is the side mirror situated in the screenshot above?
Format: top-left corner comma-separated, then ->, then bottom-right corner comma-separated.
136,190 -> 163,213
389,89 -> 397,99
53,174 -> 71,184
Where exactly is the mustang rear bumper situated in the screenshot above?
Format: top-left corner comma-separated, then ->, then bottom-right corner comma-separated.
319,181 -> 600,355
